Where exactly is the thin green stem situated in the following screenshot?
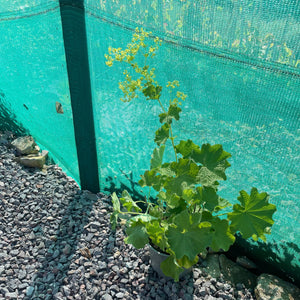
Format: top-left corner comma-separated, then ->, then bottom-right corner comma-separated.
134,200 -> 148,205
169,126 -> 178,163
215,212 -> 228,217
146,203 -> 153,214
145,187 -> 151,214
157,98 -> 178,162
157,98 -> 166,113
119,211 -> 144,215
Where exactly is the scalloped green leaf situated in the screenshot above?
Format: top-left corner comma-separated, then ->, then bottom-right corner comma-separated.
182,186 -> 219,209
142,83 -> 162,100
168,104 -> 181,121
139,170 -> 166,191
164,158 -> 199,196
177,255 -> 199,269
202,186 -> 220,211
139,169 -> 158,187
150,145 -> 165,169
166,210 -> 212,261
210,218 -> 236,252
159,104 -> 182,124
228,188 -> 276,240
154,123 -> 170,146
149,205 -> 164,218
175,139 -> 200,157
214,197 -> 231,212
125,220 -> 149,249
120,190 -> 142,213
130,214 -> 156,223
146,220 -> 168,251
160,255 -> 183,282
197,167 -> 219,188
159,112 -> 168,124
159,163 -> 176,177
158,190 -> 181,209
194,144 -> 231,181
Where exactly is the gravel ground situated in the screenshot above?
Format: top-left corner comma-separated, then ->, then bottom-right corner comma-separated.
0,132 -> 255,300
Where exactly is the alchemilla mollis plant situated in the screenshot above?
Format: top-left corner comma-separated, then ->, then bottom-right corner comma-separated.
105,28 -> 277,281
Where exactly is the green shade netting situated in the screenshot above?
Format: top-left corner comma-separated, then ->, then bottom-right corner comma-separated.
0,0 -> 79,181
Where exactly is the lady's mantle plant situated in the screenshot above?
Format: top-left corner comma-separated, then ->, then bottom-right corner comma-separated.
105,28 -> 277,281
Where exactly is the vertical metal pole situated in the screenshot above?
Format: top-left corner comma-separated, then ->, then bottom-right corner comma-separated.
59,0 -> 99,193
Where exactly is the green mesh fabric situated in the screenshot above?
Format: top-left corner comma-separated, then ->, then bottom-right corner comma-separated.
0,0 -> 79,181
0,0 -> 299,284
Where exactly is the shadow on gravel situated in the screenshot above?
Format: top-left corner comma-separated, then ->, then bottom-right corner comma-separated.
25,188 -> 98,299
230,236 -> 300,286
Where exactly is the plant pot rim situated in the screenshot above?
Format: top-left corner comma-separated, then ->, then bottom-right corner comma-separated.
148,240 -> 169,256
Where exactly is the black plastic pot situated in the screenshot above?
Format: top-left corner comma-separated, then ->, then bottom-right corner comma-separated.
148,244 -> 193,279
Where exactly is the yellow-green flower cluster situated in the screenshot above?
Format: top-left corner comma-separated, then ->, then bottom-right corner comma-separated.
104,28 -> 163,102
104,27 -> 186,105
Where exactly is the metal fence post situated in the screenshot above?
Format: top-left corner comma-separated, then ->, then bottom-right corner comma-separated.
59,0 -> 99,193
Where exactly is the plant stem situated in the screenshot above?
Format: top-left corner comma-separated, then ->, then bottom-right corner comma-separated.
119,211 -> 144,216
134,200 -> 148,205
215,212 -> 228,217
157,98 -> 178,163
157,98 -> 166,113
145,187 -> 151,214
169,126 -> 178,163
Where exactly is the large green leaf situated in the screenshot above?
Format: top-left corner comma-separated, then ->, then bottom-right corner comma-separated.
181,188 -> 195,203
182,186 -> 219,210
149,205 -> 163,218
210,218 -> 235,252
197,167 -> 220,188
176,255 -> 199,269
170,158 -> 199,177
201,186 -> 220,211
154,124 -> 170,146
228,188 -> 276,241
159,163 -> 176,177
139,169 -> 163,190
130,214 -> 156,223
194,144 -> 231,182
110,193 -> 120,230
125,220 -> 149,249
146,220 -> 168,251
158,191 -> 181,209
150,145 -> 165,169
120,190 -> 142,213
166,210 -> 212,261
214,197 -> 232,212
175,139 -> 200,157
165,158 -> 199,196
160,255 -> 183,282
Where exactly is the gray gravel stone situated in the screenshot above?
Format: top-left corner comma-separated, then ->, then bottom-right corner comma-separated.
115,292 -> 125,298
18,269 -> 27,280
5,291 -> 18,299
0,134 -> 257,300
26,286 -> 34,297
98,261 -> 107,270
102,293 -> 113,300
